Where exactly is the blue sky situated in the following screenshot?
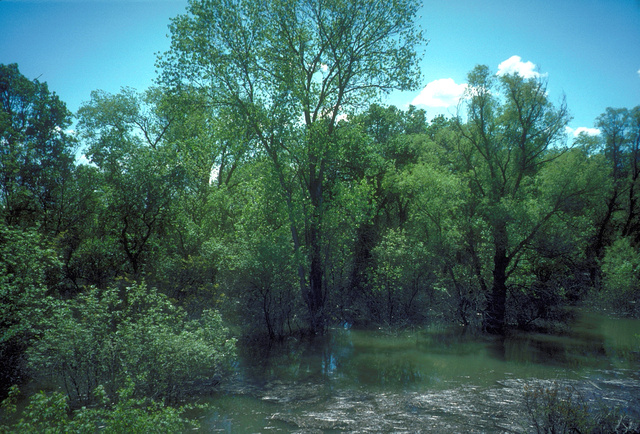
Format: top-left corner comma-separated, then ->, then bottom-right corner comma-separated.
1,0 -> 639,136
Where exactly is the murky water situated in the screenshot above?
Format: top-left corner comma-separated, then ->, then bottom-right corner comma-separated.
198,312 -> 640,432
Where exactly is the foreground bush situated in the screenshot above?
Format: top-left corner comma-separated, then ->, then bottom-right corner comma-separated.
523,382 -> 639,433
0,383 -> 198,433
27,282 -> 236,405
0,225 -> 62,391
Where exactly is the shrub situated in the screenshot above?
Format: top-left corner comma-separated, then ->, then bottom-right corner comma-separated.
0,225 -> 62,393
601,237 -> 640,316
26,282 -> 236,405
523,381 -> 639,433
0,383 -> 198,433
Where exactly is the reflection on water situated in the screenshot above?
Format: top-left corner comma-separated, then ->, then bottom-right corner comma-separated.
202,311 -> 639,432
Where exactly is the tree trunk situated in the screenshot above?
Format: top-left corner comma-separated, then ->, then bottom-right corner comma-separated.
306,169 -> 325,334
308,232 -> 324,333
485,225 -> 509,334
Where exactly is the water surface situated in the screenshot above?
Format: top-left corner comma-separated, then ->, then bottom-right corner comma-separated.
200,312 -> 640,432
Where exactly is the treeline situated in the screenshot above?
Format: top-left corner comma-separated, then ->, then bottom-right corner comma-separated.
1,0 -> 640,427
3,58 -> 639,345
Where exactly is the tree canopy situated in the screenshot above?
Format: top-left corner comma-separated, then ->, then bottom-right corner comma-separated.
158,0 -> 425,332
0,63 -> 76,231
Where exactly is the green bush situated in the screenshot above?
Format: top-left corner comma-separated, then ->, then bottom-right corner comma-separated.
0,224 -> 62,392
601,238 -> 640,316
27,282 -> 236,405
0,383 -> 198,433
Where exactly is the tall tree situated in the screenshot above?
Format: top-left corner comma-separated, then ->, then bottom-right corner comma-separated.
592,107 -> 640,252
76,88 -> 179,278
453,65 -> 588,333
339,104 -> 429,322
158,0 -> 425,333
0,63 -> 76,231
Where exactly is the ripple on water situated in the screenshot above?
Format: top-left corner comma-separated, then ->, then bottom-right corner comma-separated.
252,373 -> 640,433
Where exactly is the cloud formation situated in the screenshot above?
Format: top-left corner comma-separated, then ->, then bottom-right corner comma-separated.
412,78 -> 468,108
76,154 -> 95,166
565,126 -> 601,137
496,55 -> 542,79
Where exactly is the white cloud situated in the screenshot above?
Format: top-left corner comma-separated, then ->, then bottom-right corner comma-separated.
209,164 -> 220,185
565,126 -> 601,138
637,68 -> 640,77
75,154 -> 95,166
411,78 -> 468,108
312,63 -> 330,85
496,55 -> 543,79
335,112 -> 348,123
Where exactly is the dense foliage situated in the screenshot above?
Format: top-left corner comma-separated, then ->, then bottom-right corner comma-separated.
27,282 -> 235,405
0,383 -> 198,433
1,0 -> 639,427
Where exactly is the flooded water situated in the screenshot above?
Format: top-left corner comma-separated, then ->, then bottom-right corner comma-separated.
199,312 -> 640,432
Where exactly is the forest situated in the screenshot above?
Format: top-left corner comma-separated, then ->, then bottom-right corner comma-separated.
1,0 -> 639,431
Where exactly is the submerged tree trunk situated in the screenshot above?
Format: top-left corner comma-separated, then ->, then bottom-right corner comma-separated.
306,168 -> 325,334
485,225 -> 509,334
306,222 -> 325,334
